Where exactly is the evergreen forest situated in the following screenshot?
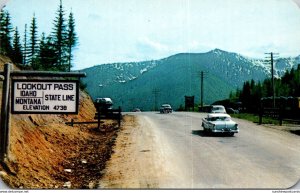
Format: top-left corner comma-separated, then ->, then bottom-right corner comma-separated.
229,64 -> 300,113
0,0 -> 78,72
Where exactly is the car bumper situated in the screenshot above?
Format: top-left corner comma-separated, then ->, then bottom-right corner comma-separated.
211,129 -> 239,133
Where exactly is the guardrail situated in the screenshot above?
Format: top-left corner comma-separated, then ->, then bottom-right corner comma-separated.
282,119 -> 300,125
66,106 -> 122,130
258,107 -> 300,125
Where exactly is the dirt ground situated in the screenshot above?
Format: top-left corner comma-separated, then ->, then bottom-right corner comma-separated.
99,115 -> 166,188
0,90 -> 120,189
264,124 -> 300,136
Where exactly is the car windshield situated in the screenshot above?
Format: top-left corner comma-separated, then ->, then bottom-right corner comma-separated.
209,116 -> 230,121
213,107 -> 223,111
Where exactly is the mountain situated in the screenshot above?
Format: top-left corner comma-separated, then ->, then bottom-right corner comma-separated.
80,49 -> 300,111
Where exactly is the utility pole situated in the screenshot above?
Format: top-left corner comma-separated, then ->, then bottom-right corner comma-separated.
197,71 -> 208,109
201,71 -> 204,108
152,88 -> 160,111
265,52 -> 279,108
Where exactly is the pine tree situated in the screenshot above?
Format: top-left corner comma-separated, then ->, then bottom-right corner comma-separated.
0,9 -> 13,56
23,24 -> 28,65
28,14 -> 39,69
229,64 -> 300,113
38,33 -> 56,70
240,81 -> 251,111
66,10 -> 78,72
52,0 -> 68,71
0,9 -> 5,54
252,81 -> 263,111
295,65 -> 300,96
262,79 -> 272,97
11,27 -> 23,64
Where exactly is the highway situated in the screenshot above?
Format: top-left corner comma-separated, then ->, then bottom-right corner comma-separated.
100,112 -> 300,189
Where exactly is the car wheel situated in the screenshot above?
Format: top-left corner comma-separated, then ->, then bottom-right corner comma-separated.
228,132 -> 234,137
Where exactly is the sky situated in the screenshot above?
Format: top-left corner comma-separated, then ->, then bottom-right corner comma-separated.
2,0 -> 300,70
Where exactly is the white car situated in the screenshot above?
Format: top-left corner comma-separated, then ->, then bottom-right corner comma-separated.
201,113 -> 239,136
210,105 -> 227,114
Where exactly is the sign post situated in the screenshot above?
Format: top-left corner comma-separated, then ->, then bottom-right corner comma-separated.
185,96 -> 195,111
0,64 -> 11,161
0,63 -> 86,161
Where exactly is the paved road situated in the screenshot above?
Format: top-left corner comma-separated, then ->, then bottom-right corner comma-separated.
123,112 -> 300,189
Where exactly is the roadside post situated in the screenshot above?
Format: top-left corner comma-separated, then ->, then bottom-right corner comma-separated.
65,106 -> 122,130
97,105 -> 101,130
259,110 -> 263,125
185,96 -> 195,111
0,63 -> 86,162
0,64 -> 11,161
118,106 -> 121,127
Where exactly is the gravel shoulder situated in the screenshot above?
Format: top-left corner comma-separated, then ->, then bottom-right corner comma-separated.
99,115 -> 167,188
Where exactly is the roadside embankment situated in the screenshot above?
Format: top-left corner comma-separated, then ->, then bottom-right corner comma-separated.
0,55 -> 120,189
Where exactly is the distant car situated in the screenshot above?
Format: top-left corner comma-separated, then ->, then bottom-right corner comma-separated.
210,105 -> 227,114
94,98 -> 113,110
226,108 -> 239,114
201,113 -> 239,136
160,104 -> 173,113
132,108 -> 141,112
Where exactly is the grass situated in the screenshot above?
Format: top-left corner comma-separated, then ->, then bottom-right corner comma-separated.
230,113 -> 281,125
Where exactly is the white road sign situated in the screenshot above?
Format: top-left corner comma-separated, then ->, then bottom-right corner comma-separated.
12,80 -> 79,114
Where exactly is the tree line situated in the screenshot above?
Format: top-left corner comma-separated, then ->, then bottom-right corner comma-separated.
229,64 -> 300,113
0,0 -> 78,72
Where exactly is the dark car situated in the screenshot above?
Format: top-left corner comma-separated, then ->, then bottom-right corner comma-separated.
94,98 -> 113,111
132,108 -> 141,112
226,108 -> 239,114
160,104 -> 173,113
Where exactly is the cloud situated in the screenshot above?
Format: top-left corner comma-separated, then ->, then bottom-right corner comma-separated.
5,0 -> 300,70
1,0 -> 10,9
137,37 -> 169,52
292,0 -> 300,8
88,13 -> 102,21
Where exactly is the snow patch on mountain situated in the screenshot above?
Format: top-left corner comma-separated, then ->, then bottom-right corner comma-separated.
140,68 -> 148,74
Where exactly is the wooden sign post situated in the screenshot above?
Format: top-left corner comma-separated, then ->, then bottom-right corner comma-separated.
0,63 -> 86,161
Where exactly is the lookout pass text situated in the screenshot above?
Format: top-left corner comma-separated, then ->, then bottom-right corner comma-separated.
12,80 -> 78,114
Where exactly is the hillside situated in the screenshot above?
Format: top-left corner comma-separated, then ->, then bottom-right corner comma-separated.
81,49 -> 300,111
0,55 -> 119,189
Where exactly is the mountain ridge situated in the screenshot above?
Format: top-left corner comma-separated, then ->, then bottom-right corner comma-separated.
80,49 -> 300,111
